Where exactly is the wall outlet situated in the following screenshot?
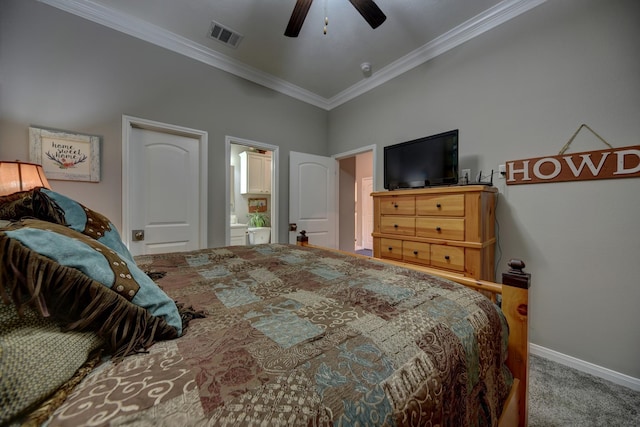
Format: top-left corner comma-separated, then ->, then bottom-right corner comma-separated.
498,164 -> 506,178
462,169 -> 471,182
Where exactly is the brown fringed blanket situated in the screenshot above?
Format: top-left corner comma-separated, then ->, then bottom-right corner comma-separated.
38,244 -> 512,426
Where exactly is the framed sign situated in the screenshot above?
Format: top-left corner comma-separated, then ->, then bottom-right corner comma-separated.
29,127 -> 100,182
248,197 -> 267,212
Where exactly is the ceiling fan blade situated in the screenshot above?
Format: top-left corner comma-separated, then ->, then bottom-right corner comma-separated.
284,0 -> 314,37
347,0 -> 386,29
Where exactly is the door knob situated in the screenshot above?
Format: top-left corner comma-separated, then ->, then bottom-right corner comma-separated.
132,230 -> 145,241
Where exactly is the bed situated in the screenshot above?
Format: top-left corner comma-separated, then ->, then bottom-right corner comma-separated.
0,188 -> 529,426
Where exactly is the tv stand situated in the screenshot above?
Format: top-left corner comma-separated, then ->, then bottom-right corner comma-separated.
371,185 -> 497,281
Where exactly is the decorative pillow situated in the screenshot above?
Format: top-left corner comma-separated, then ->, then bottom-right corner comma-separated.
0,190 -> 33,220
0,189 -> 65,224
0,219 -> 182,336
0,303 -> 103,425
0,220 -> 182,352
36,188 -> 135,263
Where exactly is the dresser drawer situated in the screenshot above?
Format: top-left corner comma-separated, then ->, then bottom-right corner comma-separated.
416,194 -> 465,216
430,245 -> 465,272
380,196 -> 415,215
380,238 -> 403,260
416,217 -> 465,241
380,216 -> 415,236
402,241 -> 430,265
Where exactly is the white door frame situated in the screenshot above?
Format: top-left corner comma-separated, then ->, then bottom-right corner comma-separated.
122,115 -> 208,248
332,144 -> 377,182
225,136 -> 279,245
331,144 -> 378,249
361,176 -> 374,249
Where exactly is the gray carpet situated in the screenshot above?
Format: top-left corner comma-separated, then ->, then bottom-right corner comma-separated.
528,354 -> 640,426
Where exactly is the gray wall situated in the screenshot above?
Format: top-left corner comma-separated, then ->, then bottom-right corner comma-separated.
0,0 -> 328,246
328,0 -> 640,378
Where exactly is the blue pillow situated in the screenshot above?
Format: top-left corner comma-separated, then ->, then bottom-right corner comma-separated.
38,188 -> 135,263
4,219 -> 182,335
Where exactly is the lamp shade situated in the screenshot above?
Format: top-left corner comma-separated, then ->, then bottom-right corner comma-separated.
0,161 -> 51,196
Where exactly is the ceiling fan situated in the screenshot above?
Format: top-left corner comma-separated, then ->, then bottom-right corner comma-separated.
285,0 -> 386,37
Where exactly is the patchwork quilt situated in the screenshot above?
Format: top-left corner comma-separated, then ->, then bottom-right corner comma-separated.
45,244 -> 512,426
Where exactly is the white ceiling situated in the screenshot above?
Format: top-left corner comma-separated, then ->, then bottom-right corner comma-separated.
40,0 -> 546,110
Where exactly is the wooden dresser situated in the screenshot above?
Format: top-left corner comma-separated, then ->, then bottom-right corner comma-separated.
372,185 -> 497,281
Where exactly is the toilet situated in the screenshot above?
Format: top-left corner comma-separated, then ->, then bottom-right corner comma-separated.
247,227 -> 271,244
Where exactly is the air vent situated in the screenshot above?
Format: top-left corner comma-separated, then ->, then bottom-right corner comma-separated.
208,21 -> 243,48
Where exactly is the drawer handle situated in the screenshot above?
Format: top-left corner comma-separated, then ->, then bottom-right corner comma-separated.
444,255 -> 450,260
388,247 -> 393,251
394,203 -> 398,208
436,203 -> 442,208
394,224 -> 398,228
436,226 -> 442,232
413,250 -> 418,255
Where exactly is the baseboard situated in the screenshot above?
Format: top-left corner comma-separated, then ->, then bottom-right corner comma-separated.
530,344 -> 640,392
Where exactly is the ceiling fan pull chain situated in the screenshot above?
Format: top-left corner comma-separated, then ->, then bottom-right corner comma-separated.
285,0 -> 385,37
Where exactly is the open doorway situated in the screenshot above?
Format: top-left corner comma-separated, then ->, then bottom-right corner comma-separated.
335,146 -> 375,255
226,136 -> 279,246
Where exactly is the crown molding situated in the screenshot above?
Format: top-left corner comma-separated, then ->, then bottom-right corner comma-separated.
38,0 -> 546,111
37,0 -> 331,109
328,0 -> 548,109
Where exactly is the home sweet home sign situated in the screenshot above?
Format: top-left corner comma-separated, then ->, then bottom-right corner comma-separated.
506,145 -> 640,185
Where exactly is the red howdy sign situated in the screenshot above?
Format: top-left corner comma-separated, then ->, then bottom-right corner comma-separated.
506,145 -> 640,185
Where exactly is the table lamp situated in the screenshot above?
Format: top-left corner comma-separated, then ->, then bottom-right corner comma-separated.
0,160 -> 52,196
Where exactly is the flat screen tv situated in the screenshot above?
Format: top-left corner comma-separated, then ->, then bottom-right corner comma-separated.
384,129 -> 459,190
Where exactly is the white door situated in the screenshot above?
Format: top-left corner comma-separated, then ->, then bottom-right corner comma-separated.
289,151 -> 337,248
123,117 -> 207,255
361,176 -> 374,249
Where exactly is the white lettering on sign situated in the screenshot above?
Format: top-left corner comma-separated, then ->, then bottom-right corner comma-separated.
507,160 -> 531,182
614,149 -> 640,175
533,158 -> 561,180
563,152 -> 609,177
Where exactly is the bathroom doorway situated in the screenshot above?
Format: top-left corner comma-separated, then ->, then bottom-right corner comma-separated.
226,136 -> 279,245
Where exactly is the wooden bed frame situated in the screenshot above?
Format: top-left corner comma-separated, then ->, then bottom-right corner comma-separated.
297,235 -> 530,427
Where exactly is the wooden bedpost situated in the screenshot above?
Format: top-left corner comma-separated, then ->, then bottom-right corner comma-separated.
296,230 -> 309,246
502,259 -> 531,427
